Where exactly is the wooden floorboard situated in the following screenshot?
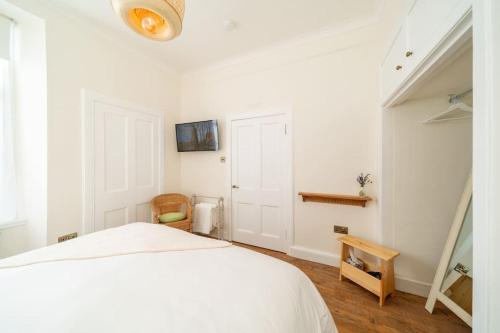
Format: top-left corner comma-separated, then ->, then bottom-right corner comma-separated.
234,243 -> 471,333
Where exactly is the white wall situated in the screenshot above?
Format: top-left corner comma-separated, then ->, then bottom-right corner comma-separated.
382,96 -> 472,296
179,4 -> 406,264
43,8 -> 181,245
178,1 -> 473,298
0,0 -> 181,255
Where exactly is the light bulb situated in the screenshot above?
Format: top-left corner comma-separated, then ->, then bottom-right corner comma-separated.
127,7 -> 169,39
141,16 -> 156,32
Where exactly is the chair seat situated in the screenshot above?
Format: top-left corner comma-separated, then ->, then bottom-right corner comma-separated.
160,219 -> 191,232
159,212 -> 186,223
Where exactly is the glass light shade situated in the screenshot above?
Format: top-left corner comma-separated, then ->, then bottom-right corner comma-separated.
111,0 -> 184,41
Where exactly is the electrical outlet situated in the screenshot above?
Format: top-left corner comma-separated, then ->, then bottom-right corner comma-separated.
58,232 -> 78,243
334,225 -> 348,235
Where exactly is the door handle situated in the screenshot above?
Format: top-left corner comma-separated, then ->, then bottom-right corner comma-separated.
232,185 -> 239,189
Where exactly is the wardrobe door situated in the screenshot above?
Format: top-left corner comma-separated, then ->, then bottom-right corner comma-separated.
85,93 -> 163,233
406,0 -> 471,69
381,23 -> 408,100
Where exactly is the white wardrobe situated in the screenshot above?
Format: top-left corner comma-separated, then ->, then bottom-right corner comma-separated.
379,0 -> 473,315
83,92 -> 165,234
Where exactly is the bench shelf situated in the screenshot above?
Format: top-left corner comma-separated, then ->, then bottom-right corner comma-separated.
338,235 -> 400,306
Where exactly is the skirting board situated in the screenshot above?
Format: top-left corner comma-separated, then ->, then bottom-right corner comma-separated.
288,245 -> 431,297
395,275 -> 432,298
289,245 -> 340,267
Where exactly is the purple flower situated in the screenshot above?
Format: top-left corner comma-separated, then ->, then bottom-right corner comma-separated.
356,173 -> 372,187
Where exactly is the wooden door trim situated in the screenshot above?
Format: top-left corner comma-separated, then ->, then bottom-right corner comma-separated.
81,90 -> 165,235
225,108 -> 294,253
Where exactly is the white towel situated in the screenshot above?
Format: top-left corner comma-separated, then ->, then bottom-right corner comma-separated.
193,203 -> 218,235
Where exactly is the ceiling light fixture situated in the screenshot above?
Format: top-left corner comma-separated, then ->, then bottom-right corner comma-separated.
111,0 -> 185,41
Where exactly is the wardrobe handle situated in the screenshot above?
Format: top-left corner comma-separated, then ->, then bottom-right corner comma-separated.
405,51 -> 413,57
395,65 -> 403,71
232,185 -> 239,189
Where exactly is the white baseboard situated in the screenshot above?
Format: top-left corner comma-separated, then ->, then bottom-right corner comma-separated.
288,245 -> 432,298
288,245 -> 340,267
395,275 -> 432,297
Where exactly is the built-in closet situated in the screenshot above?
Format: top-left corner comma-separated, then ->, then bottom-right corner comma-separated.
379,0 -> 473,327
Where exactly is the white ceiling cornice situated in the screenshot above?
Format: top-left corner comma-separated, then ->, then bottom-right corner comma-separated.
35,0 -> 387,73
182,3 -> 387,78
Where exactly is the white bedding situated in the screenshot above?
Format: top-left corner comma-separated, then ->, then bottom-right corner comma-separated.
0,223 -> 337,333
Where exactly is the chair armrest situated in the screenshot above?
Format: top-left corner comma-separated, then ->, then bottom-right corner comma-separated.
151,206 -> 161,224
185,201 -> 192,220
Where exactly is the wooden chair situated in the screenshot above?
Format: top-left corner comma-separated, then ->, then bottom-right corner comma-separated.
151,193 -> 192,232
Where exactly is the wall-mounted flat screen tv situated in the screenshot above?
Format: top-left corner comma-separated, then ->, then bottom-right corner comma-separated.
176,120 -> 219,152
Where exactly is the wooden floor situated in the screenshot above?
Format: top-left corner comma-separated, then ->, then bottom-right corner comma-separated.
235,243 -> 471,333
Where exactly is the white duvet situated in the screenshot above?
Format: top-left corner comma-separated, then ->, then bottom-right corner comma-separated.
0,223 -> 336,333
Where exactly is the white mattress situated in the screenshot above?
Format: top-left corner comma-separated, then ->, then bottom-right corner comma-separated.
0,223 -> 337,333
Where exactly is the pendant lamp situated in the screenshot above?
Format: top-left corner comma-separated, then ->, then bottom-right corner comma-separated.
111,0 -> 184,41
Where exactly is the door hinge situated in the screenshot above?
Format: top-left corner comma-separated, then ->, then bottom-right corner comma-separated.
285,124 -> 287,135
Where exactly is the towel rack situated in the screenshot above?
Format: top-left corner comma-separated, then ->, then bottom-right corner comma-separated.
191,194 -> 225,240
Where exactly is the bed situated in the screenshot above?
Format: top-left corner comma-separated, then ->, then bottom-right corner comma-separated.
0,223 -> 336,333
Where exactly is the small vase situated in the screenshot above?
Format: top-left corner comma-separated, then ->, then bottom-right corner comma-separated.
359,188 -> 365,197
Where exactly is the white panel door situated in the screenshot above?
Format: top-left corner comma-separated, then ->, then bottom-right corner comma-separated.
91,98 -> 162,232
231,114 -> 288,252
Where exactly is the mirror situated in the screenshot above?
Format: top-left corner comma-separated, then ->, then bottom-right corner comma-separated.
426,174 -> 472,327
440,198 -> 472,315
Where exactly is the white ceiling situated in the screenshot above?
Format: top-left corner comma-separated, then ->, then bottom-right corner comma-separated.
45,0 -> 383,72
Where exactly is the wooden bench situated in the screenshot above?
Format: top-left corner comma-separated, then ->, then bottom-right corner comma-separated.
338,235 -> 400,306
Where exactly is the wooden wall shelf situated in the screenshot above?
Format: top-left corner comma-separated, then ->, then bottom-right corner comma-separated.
298,192 -> 372,207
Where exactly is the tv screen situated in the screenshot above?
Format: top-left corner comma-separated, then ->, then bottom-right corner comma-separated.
175,120 -> 219,152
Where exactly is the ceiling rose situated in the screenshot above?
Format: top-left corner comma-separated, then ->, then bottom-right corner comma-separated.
111,0 -> 185,41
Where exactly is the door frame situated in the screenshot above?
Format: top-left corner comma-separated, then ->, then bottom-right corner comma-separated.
81,90 -> 165,235
225,107 -> 294,253
473,0 -> 500,331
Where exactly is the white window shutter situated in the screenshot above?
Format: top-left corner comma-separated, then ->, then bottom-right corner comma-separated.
0,13 -> 15,225
0,15 -> 12,60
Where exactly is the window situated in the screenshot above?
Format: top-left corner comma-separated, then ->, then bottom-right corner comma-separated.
0,14 -> 16,226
